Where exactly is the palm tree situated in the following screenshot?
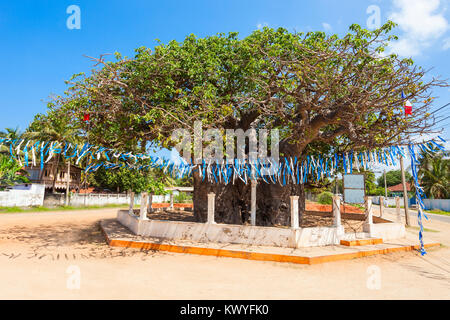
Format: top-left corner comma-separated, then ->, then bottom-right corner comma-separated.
0,127 -> 23,155
0,127 -> 23,140
25,117 -> 79,202
416,151 -> 449,199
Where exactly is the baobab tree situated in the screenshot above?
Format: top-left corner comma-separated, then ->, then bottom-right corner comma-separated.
52,21 -> 447,226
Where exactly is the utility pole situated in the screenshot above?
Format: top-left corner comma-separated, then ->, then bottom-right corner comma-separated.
384,169 -> 388,198
399,96 -> 411,226
399,155 -> 410,226
83,117 -> 90,207
65,159 -> 71,206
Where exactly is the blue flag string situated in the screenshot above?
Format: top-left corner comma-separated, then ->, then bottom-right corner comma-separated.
1,136 -> 447,253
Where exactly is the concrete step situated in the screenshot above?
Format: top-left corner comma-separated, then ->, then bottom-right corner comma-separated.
340,238 -> 383,246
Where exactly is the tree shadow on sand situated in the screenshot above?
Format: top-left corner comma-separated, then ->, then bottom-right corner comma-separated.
0,222 -> 167,260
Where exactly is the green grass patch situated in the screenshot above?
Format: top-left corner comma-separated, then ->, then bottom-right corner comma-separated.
353,204 -> 365,210
0,203 -> 129,214
406,226 -> 440,233
425,209 -> 450,216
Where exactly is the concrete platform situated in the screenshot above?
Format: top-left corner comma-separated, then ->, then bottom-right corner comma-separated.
100,219 -> 440,265
117,210 -> 406,248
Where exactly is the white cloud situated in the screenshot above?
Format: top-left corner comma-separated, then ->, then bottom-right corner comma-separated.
390,0 -> 448,40
322,22 -> 332,32
388,0 -> 449,56
443,37 -> 450,49
389,37 -> 422,56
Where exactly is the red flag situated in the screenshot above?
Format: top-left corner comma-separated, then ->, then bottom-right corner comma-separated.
404,100 -> 412,116
83,113 -> 90,121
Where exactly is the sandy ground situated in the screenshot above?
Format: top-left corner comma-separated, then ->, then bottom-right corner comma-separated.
0,207 -> 449,299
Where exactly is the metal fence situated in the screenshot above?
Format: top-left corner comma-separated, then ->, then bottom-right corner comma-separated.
371,196 -> 449,212
423,199 -> 450,212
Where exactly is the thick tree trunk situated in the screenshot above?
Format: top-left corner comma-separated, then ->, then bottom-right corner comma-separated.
193,170 -> 248,224
256,182 -> 305,226
192,138 -> 306,226
192,171 -> 305,226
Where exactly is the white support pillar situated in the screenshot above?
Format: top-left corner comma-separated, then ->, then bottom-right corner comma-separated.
140,192 -> 148,220
250,180 -> 257,226
290,196 -> 300,229
207,192 -> 216,224
333,195 -> 345,238
129,192 -> 135,215
147,192 -> 153,214
379,196 -> 384,217
363,196 -> 374,236
332,195 -> 341,227
364,196 -> 373,225
395,196 -> 401,223
169,193 -> 174,210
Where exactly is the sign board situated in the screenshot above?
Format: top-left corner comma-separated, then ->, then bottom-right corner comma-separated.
343,174 -> 365,204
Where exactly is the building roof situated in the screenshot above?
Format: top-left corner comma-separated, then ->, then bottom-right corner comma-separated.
388,182 -> 411,192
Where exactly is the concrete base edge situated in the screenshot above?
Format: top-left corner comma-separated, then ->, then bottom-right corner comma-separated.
100,221 -> 440,265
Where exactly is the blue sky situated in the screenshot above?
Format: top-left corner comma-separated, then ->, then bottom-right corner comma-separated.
1,0 -> 449,144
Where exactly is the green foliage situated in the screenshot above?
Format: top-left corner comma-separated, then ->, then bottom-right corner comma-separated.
0,127 -> 23,156
374,186 -> 388,196
16,22 -> 446,199
0,154 -> 30,189
364,171 -> 378,195
173,175 -> 193,187
48,21 -> 443,165
415,151 -> 449,199
90,167 -> 166,194
317,191 -> 333,205
377,170 -> 411,187
24,110 -> 83,192
326,178 -> 342,194
174,192 -> 192,203
0,127 -> 23,140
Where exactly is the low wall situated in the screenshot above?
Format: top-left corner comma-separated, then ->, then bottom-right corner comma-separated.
0,187 -> 174,208
372,196 -> 404,207
69,193 -> 130,206
43,192 -> 173,207
0,184 -> 45,207
423,199 -> 450,212
152,195 -> 171,203
43,193 -> 132,207
372,196 -> 450,212
117,210 -> 344,248
43,193 -> 65,207
363,222 -> 405,240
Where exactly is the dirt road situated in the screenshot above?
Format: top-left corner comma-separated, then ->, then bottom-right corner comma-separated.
0,207 -> 449,299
